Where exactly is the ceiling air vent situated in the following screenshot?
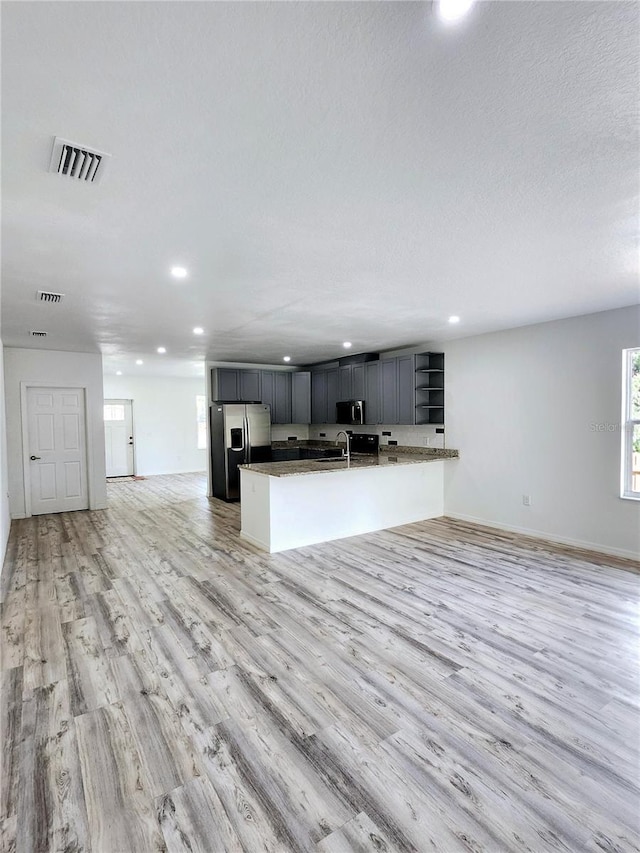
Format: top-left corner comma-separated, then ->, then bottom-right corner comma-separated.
30,330 -> 48,338
49,136 -> 111,184
37,290 -> 65,304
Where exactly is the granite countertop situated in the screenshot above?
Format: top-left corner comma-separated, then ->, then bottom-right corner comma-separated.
379,445 -> 458,458
241,448 -> 458,478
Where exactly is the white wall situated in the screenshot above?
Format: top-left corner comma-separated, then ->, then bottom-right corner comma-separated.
4,348 -> 107,518
103,374 -> 206,476
436,306 -> 640,560
0,338 -> 11,568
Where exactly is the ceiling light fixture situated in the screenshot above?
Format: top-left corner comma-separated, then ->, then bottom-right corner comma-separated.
343,341 -> 352,349
157,346 -> 166,354
171,266 -> 188,279
448,315 -> 461,324
116,371 -> 122,376
193,327 -> 204,335
438,0 -> 475,23
283,356 -> 291,362
135,359 -> 143,365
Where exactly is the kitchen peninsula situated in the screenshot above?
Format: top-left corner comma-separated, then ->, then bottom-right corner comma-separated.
239,446 -> 458,553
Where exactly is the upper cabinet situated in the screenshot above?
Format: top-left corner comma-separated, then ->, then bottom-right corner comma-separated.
215,368 -> 239,401
211,351 -> 437,427
213,367 -> 260,402
274,372 -> 292,424
337,363 -> 365,402
365,361 -> 381,424
211,367 -> 310,424
414,352 -> 445,425
326,368 -> 338,424
292,372 -> 311,424
240,370 -> 261,402
311,367 -> 339,423
380,355 -> 415,425
311,369 -> 328,423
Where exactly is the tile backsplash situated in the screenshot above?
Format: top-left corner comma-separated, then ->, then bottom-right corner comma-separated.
271,424 -> 310,441
271,423 -> 445,448
308,424 -> 446,448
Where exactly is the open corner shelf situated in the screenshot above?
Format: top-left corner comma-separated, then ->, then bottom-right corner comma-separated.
414,352 -> 445,426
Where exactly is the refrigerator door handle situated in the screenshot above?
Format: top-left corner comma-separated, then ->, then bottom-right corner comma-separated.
244,415 -> 251,463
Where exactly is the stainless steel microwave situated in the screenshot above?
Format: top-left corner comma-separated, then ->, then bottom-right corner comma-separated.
336,400 -> 365,425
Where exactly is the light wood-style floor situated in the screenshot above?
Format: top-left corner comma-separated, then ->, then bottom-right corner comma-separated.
1,472 -> 638,853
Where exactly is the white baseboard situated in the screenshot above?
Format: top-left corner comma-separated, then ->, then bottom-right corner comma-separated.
444,512 -> 640,563
239,530 -> 269,552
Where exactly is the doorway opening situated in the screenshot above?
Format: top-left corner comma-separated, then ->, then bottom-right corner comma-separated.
104,399 -> 135,478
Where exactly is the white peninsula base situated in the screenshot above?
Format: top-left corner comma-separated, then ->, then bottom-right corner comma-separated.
240,460 -> 444,553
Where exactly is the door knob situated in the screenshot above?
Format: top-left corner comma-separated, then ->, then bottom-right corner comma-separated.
30,455 -> 41,461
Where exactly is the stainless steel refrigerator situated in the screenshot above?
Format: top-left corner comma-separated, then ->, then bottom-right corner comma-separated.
210,402 -> 271,501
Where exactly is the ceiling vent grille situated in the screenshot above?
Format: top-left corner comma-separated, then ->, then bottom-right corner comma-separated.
49,136 -> 111,184
30,330 -> 48,338
37,290 -> 65,304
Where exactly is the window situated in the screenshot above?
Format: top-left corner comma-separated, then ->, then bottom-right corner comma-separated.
196,395 -> 207,450
104,404 -> 125,421
622,347 -> 640,499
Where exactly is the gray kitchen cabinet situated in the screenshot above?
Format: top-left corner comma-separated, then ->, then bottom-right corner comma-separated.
381,359 -> 398,424
292,371 -> 311,423
352,364 -> 365,400
239,370 -> 261,402
397,355 -> 415,424
326,368 -> 339,424
311,370 -> 328,423
274,372 -> 292,424
260,371 -> 275,414
260,370 -> 292,423
215,368 -> 238,401
212,368 -> 260,402
339,366 -> 352,400
365,361 -> 381,424
380,355 -> 415,425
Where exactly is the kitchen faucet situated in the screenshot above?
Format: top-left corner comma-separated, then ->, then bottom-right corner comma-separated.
336,430 -> 351,463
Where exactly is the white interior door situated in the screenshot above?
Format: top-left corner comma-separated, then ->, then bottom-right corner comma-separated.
26,387 -> 89,515
104,399 -> 134,477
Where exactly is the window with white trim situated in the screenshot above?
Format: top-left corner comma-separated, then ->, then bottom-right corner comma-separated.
196,395 -> 207,450
621,347 -> 640,499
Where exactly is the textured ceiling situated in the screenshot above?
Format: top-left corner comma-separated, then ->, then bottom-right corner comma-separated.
1,1 -> 638,376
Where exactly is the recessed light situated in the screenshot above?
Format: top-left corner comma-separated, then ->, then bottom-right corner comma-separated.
116,371 -> 122,376
448,315 -> 461,324
135,359 -> 143,365
283,356 -> 291,362
171,266 -> 188,279
343,341 -> 352,349
157,346 -> 166,354
438,0 -> 475,23
193,327 -> 204,335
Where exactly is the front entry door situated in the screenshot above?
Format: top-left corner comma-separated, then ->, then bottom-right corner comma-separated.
26,387 -> 89,515
104,399 -> 134,477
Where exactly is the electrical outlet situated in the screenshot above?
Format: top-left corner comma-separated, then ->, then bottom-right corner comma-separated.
522,494 -> 531,506
388,439 -> 397,446
319,432 -> 326,437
